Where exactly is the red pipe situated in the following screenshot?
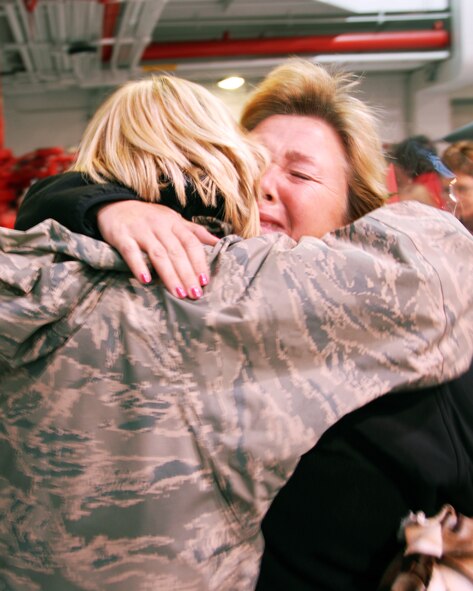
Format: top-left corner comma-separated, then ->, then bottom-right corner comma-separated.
141,29 -> 450,61
23,0 -> 38,12
101,0 -> 121,62
0,77 -> 4,150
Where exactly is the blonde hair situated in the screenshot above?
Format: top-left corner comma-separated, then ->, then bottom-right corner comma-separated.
72,75 -> 268,237
241,59 -> 387,222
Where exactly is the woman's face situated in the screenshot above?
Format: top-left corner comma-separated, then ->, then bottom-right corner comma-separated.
454,172 -> 473,224
250,114 -> 349,240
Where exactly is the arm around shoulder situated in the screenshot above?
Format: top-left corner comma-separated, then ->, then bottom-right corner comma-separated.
15,172 -> 140,239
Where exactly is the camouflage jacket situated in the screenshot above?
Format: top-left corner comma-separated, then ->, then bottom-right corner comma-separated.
0,201 -> 472,591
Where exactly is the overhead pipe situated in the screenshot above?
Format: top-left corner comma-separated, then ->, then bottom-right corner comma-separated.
23,0 -> 38,12
141,29 -> 450,61
100,0 -> 121,62
0,78 -> 4,151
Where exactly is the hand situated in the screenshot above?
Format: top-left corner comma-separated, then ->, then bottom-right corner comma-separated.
97,200 -> 219,299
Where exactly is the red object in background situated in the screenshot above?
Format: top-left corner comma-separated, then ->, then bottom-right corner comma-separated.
413,171 -> 446,209
0,146 -> 76,228
0,148 -> 17,208
0,148 -> 18,228
23,0 -> 38,12
385,165 -> 450,210
0,204 -> 18,229
101,0 -> 121,62
142,29 -> 449,61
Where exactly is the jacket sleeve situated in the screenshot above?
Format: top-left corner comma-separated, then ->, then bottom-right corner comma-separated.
0,220 -> 125,371
14,172 -> 227,240
15,173 -> 140,239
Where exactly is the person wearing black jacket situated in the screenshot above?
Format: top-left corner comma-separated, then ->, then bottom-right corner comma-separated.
255,364 -> 473,590
16,170 -> 232,241
16,171 -> 140,240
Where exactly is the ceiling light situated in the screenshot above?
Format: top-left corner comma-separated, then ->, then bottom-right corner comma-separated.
217,76 -> 245,90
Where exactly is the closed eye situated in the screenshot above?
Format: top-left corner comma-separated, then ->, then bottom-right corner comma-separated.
289,170 -> 313,181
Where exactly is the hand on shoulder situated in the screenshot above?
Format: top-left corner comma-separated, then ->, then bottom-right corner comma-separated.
97,200 -> 219,299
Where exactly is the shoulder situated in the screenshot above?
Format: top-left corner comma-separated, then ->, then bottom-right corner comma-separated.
26,171 -> 91,196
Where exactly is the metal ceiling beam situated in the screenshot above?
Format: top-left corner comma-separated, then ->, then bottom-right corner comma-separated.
318,0 -> 448,11
154,12 -> 450,28
3,48 -> 451,95
128,0 -> 168,70
218,0 -> 235,9
109,1 -> 135,69
103,0 -> 169,71
165,50 -> 451,78
4,2 -> 34,74
130,0 -> 168,70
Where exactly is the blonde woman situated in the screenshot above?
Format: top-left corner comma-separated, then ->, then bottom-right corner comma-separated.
16,74 -> 267,297
240,58 -> 386,223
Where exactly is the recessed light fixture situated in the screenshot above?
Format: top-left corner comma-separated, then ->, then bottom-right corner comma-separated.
217,76 -> 245,90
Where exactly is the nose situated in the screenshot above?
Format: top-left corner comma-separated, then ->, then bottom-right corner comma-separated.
259,162 -> 279,203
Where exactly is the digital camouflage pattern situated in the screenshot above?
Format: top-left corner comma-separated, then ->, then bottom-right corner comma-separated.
0,201 -> 472,591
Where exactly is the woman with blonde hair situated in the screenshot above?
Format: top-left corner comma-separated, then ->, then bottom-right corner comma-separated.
74,75 -> 265,239
240,58 -> 386,222
16,74 -> 267,295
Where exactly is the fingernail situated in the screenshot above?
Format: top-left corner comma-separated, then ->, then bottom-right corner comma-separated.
140,272 -> 152,284
176,286 -> 187,299
190,286 -> 203,299
199,273 -> 209,287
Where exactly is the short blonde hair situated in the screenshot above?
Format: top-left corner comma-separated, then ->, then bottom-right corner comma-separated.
241,59 -> 387,222
72,75 -> 268,237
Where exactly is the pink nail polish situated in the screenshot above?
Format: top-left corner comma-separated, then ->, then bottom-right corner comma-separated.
176,287 -> 187,298
190,286 -> 203,299
199,273 -> 209,287
140,272 -> 152,284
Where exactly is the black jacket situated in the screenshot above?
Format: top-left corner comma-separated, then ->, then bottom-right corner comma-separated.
256,363 -> 473,591
15,172 -> 226,237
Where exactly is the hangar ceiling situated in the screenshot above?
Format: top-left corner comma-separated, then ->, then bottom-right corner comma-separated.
0,0 -> 452,95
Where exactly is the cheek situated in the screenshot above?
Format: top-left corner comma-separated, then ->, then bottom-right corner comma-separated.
277,185 -> 297,215
462,198 -> 473,218
282,191 -> 308,220
463,190 -> 473,205
288,197 -> 322,236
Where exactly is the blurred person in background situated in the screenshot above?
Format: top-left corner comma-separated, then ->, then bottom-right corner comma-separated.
442,140 -> 473,233
388,134 -> 456,211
